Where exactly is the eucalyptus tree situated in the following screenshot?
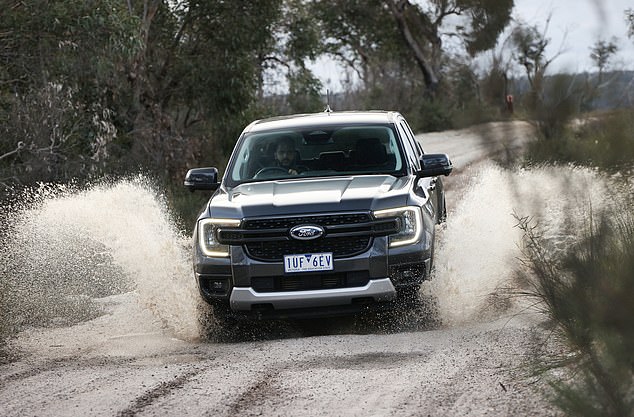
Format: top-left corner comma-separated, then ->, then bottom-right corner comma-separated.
0,0 -> 140,186
590,39 -> 618,83
307,0 -> 513,93
0,0 -> 286,185
122,0 -> 284,164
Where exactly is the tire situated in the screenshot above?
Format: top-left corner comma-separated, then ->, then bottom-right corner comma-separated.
437,194 -> 447,224
196,300 -> 237,341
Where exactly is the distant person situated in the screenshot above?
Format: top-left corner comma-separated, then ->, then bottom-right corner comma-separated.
275,136 -> 301,175
505,94 -> 514,114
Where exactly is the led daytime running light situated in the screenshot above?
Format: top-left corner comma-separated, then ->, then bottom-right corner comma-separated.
373,206 -> 423,247
198,218 -> 241,257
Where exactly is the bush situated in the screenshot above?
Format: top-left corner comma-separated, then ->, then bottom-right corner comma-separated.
516,194 -> 634,417
526,108 -> 634,171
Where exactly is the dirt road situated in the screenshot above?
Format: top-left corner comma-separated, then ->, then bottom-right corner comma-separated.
1,121 -> 564,416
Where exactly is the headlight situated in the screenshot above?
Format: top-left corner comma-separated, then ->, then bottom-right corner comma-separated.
198,218 -> 241,257
373,206 -> 422,248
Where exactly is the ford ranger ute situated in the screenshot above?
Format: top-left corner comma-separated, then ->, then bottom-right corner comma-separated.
184,111 -> 452,320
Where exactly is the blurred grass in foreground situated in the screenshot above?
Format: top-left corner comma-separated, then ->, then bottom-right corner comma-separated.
518,69 -> 634,414
516,201 -> 634,416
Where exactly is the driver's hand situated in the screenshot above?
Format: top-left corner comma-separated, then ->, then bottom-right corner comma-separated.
288,168 -> 298,175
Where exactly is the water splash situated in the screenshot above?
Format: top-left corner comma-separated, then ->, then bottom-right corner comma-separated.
1,176 -> 200,341
428,163 -> 612,326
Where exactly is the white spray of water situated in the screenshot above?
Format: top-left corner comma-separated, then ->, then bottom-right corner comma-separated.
428,163 -> 610,326
1,165 -> 616,345
2,177 -> 200,340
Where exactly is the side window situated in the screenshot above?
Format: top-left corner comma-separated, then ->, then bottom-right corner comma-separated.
396,120 -> 420,170
402,120 -> 424,158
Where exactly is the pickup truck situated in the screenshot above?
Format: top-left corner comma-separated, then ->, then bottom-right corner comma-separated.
184,110 -> 452,321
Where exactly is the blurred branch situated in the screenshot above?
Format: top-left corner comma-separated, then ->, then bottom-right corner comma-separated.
0,142 -> 25,161
626,9 -> 634,39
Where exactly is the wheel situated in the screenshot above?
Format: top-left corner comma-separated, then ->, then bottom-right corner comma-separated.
437,194 -> 447,224
196,300 -> 237,341
392,286 -> 441,330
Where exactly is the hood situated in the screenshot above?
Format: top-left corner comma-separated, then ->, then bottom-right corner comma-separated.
207,175 -> 412,218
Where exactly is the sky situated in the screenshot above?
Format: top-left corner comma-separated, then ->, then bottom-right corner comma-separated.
311,0 -> 634,92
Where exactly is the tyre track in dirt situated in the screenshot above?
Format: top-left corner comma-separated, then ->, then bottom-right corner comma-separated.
119,369 -> 202,417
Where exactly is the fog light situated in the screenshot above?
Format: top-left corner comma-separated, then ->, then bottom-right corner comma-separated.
202,277 -> 230,295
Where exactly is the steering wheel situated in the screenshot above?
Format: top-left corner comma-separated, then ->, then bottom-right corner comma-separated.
253,167 -> 289,179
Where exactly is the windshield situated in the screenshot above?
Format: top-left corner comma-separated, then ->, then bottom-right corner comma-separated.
226,124 -> 406,186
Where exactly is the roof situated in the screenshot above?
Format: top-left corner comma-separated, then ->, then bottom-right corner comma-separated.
243,111 -> 401,133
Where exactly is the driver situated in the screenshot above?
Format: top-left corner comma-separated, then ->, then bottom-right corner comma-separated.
274,136 -> 301,175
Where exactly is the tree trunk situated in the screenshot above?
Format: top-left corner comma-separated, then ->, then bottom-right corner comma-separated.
388,0 -> 439,92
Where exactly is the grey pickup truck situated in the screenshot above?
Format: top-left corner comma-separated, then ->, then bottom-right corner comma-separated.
184,110 -> 452,320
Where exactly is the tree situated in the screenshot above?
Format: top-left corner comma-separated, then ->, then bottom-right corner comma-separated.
307,0 -> 407,87
590,39 -> 618,82
305,0 -> 513,95
387,0 -> 514,92
510,22 -> 554,92
0,0 -> 141,186
0,0 -> 287,187
509,20 -> 583,141
626,8 -> 634,40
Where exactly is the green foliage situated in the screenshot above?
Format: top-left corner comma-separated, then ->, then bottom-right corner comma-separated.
461,0 -> 514,56
0,0 -> 140,187
479,63 -> 510,111
0,85 -> 119,186
0,0 -> 518,206
569,110 -> 634,170
534,74 -> 584,139
285,0 -> 323,63
171,1 -> 282,116
310,0 -> 400,59
590,40 -> 618,76
0,0 -> 140,92
287,67 -> 324,113
516,196 -> 634,417
0,0 -> 287,190
407,98 -> 454,132
510,23 -> 551,91
392,0 -> 513,90
526,105 -> 634,171
451,101 -> 499,129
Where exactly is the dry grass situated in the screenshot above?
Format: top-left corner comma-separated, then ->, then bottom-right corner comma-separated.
516,199 -> 634,416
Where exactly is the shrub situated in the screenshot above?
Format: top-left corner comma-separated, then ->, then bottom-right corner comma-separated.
516,195 -> 634,417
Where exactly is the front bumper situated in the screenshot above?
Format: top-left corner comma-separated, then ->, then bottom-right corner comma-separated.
195,235 -> 431,315
229,278 -> 396,310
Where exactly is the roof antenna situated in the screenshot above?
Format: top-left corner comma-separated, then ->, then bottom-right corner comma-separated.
324,89 -> 333,114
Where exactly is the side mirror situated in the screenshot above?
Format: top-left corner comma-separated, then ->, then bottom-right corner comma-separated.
418,154 -> 452,178
184,167 -> 220,192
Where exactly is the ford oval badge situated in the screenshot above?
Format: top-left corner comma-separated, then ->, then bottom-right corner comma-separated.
289,225 -> 324,241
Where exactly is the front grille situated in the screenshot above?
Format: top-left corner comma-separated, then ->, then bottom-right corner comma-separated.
251,271 -> 370,292
246,236 -> 371,261
217,212 -> 399,262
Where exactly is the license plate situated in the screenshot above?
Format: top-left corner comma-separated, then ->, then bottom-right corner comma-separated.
284,253 -> 333,273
